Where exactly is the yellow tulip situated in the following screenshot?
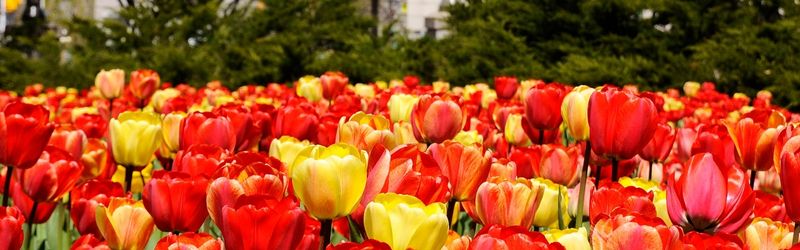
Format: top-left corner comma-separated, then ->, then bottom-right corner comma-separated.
387,94 -> 419,123
337,112 -> 398,152
70,107 -> 98,122
95,69 -> 125,99
393,121 -> 419,145
618,177 -> 660,192
653,190 -> 671,226
149,88 -> 181,113
295,75 -> 323,102
742,218 -> 794,250
433,81 -> 450,93
365,193 -> 449,250
95,197 -> 155,250
453,130 -> 484,147
561,85 -> 594,141
353,83 -> 376,99
683,81 -> 700,97
504,113 -> 531,146
112,164 -> 153,194
160,112 -> 185,156
531,178 -> 571,228
291,143 -> 367,219
269,136 -> 312,172
544,228 -> 591,250
109,111 -> 162,168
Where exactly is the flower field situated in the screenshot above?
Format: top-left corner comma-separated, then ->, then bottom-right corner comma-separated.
0,69 -> 798,250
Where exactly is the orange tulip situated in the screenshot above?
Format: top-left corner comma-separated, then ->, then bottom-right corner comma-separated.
535,144 -> 582,188
727,117 -> 778,171
428,141 -> 491,201
80,138 -> 112,182
410,95 -> 465,144
95,197 -> 155,250
592,214 -> 683,249
47,124 -> 87,160
129,69 -> 160,102
474,177 -> 544,228
337,111 -> 398,152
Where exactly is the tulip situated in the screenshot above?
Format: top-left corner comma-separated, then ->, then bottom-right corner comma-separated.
727,117 -> 779,188
453,130 -> 483,148
296,75 -> 324,102
410,95 -> 465,144
640,122 -> 675,181
364,193 -> 449,250
73,113 -> 107,139
561,85 -> 594,141
129,69 -> 160,104
327,239 -> 391,250
10,182 -> 57,224
80,139 -> 112,181
742,218 -> 795,250
17,146 -> 82,203
320,71 -> 349,99
691,124 -> 737,168
0,206 -> 25,250
667,153 -> 754,234
543,228 -> 591,250
387,94 -> 419,123
0,101 -> 54,206
272,103 -> 319,141
589,182 -> 657,225
143,171 -> 210,233
531,178 -> 571,228
269,136 -> 312,169
149,88 -> 181,114
589,88 -> 658,180
71,234 -> 108,249
753,191 -> 788,223
221,196 -> 307,250
675,127 -> 697,162
524,83 -> 566,135
774,124 -> 800,173
469,225 -> 564,249
428,141 -> 491,202
95,197 -> 155,250
592,214 -> 683,249
683,81 -> 701,97
159,112 -> 185,162
48,124 -> 88,160
680,231 -> 746,249
337,111 -> 398,152
155,232 -> 222,250
173,144 -> 229,178
487,159 -> 517,181
94,69 -> 125,99
474,177 -> 544,228
109,111 -> 162,192
70,180 -> 125,237
442,231 -> 471,250
291,143 -> 367,220
206,160 -> 288,227
382,144 -> 451,205
780,136 -> 800,243
535,144 -> 581,188
504,113 -> 531,146
179,111 -> 236,152
494,76 -> 519,100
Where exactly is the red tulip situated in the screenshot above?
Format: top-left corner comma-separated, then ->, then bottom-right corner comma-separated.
11,181 -> 57,224
753,191 -> 788,223
155,232 -> 222,250
272,103 -> 319,142
316,114 -> 339,146
381,144 -> 451,205
429,141 -> 491,201
773,124 -> 800,173
143,170 -> 210,233
70,234 -> 108,250
469,225 -> 565,250
779,136 -> 800,222
0,101 -> 54,169
509,145 -> 543,179
0,206 -> 25,250
180,112 -> 237,151
216,104 -> 261,152
589,182 -> 657,225
70,180 -> 125,237
535,144 -> 582,187
494,76 -> 519,100
17,146 -> 83,203
296,213 -> 321,250
80,138 -> 113,182
48,124 -> 88,160
321,71 -> 349,100
640,122 -> 675,163
588,88 -> 658,160
129,69 -> 160,102
74,113 -> 107,139
680,232 -> 745,249
691,124 -> 736,168
173,144 -> 230,178
524,83 -> 566,131
326,239 -> 391,250
726,117 -> 778,171
220,195 -> 306,250
675,128 -> 697,162
410,95 -> 465,144
667,153 -> 754,233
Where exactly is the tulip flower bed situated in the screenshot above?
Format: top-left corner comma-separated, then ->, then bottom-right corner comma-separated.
0,69 -> 799,250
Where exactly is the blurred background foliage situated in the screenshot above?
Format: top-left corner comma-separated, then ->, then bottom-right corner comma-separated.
2,0 -> 800,108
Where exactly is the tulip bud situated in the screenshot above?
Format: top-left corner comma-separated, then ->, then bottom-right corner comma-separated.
130,69 -> 160,102
109,111 -> 162,169
95,197 -> 155,250
296,76 -> 324,102
269,136 -> 312,171
410,95 -> 465,144
95,69 -> 125,99
0,206 -> 25,250
364,193 -> 449,250
387,94 -> 419,123
474,177 -> 544,228
291,143 -> 367,219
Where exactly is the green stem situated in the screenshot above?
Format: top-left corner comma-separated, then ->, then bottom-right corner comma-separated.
575,140 -> 591,227
3,165 -> 13,206
557,185 -> 564,230
27,201 -> 38,250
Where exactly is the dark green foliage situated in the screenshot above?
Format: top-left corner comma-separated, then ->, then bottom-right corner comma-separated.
2,0 -> 800,109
